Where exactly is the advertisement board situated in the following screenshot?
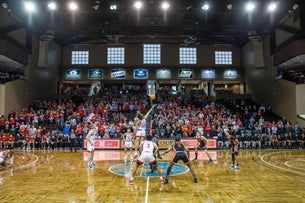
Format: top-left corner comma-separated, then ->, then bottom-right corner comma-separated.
201,69 -> 215,79
88,69 -> 103,79
156,69 -> 171,79
224,70 -> 238,79
111,69 -> 126,79
66,69 -> 81,79
179,70 -> 193,79
133,69 -> 148,79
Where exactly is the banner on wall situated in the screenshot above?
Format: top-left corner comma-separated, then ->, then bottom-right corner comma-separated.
88,81 -> 101,97
179,70 -> 193,79
88,69 -> 103,79
224,70 -> 237,79
156,69 -> 171,79
66,69 -> 81,79
111,69 -> 126,79
133,69 -> 148,79
201,70 -> 215,79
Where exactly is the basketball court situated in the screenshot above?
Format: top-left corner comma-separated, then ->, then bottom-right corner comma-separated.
0,149 -> 305,202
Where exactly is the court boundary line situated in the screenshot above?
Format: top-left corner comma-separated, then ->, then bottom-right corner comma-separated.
0,152 -> 39,175
285,160 -> 305,171
260,151 -> 305,176
145,177 -> 150,203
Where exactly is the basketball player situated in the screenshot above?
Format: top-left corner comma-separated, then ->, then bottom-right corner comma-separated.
129,135 -> 164,185
86,124 -> 98,169
122,127 -> 134,162
0,150 -> 13,167
193,131 -> 213,163
226,132 -> 239,169
161,136 -> 197,184
133,104 -> 156,158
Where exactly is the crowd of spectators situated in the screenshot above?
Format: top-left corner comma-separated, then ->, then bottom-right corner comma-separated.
0,91 -> 304,151
281,70 -> 305,84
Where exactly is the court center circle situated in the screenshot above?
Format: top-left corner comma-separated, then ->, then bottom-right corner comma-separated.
109,162 -> 189,177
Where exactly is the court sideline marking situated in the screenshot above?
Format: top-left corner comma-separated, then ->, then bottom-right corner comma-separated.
145,177 -> 150,203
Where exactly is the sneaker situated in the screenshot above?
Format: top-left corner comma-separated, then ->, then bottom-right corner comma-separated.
230,163 -> 234,168
164,178 -> 169,184
234,164 -> 239,169
208,159 -> 213,164
193,178 -> 198,183
129,179 -> 134,185
160,177 -> 164,184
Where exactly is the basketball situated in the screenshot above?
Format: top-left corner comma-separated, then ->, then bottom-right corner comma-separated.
150,94 -> 156,101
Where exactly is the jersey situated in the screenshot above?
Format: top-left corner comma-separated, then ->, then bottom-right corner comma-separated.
137,140 -> 157,164
86,129 -> 97,152
124,132 -> 133,148
171,142 -> 189,163
230,136 -> 239,154
0,151 -> 4,163
197,136 -> 207,149
136,119 -> 147,137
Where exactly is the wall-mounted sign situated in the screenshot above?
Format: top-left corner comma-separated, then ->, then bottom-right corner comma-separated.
179,70 -> 193,79
66,69 -> 81,79
133,69 -> 148,79
88,69 -> 103,79
224,70 -> 238,79
201,70 -> 215,79
111,69 -> 126,79
156,69 -> 171,79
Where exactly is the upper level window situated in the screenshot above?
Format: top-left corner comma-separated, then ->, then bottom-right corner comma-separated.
215,51 -> 232,65
107,47 -> 125,64
71,51 -> 89,64
179,47 -> 197,64
143,44 -> 161,64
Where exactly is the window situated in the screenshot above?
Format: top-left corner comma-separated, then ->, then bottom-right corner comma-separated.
107,47 -> 125,64
143,44 -> 161,64
215,51 -> 232,65
179,47 -> 197,64
71,51 -> 89,64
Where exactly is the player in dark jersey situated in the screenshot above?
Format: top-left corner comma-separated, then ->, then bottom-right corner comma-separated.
161,136 -> 197,184
226,132 -> 239,169
193,131 -> 213,163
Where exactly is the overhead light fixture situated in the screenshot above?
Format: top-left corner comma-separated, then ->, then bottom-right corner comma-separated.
161,1 -> 170,10
68,2 -> 78,11
202,3 -> 210,11
292,4 -> 298,10
246,2 -> 255,12
227,4 -> 233,10
110,4 -> 117,10
24,1 -> 36,12
1,3 -> 8,9
134,1 -> 143,9
48,2 -> 57,10
267,2 -> 277,12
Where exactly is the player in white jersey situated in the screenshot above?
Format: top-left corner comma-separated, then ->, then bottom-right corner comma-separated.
0,150 -> 13,167
133,104 -> 156,157
122,128 -> 134,162
129,135 -> 164,185
86,124 -> 98,169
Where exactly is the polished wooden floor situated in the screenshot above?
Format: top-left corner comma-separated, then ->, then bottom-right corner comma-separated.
1,149 -> 305,203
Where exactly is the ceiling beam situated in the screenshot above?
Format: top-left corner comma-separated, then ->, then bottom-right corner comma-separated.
0,24 -> 24,35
